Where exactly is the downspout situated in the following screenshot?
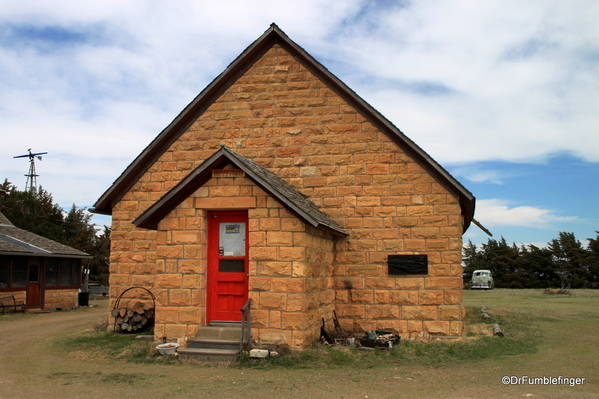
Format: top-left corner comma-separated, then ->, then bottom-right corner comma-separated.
82,258 -> 92,292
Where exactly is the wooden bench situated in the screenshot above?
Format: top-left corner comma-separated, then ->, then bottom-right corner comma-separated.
0,295 -> 26,314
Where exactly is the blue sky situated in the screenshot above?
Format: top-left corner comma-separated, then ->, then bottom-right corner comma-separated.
0,1 -> 597,249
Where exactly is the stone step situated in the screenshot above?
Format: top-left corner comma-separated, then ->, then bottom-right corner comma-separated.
196,323 -> 242,341
209,321 -> 243,328
178,347 -> 239,362
177,323 -> 245,362
187,338 -> 239,350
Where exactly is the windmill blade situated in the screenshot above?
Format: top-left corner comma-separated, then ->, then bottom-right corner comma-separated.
13,151 -> 47,159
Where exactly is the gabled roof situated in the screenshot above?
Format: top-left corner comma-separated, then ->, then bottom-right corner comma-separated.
93,23 -> 474,231
0,211 -> 90,258
0,211 -> 13,227
134,146 -> 348,236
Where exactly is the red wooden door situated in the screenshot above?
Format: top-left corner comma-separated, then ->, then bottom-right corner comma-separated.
207,211 -> 249,323
26,258 -> 42,309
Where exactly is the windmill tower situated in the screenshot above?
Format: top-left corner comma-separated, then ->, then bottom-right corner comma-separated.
13,149 -> 48,192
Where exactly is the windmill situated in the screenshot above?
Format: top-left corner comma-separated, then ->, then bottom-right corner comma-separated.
13,149 -> 48,193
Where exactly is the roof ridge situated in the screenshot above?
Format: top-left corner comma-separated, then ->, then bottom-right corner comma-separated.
0,210 -> 15,226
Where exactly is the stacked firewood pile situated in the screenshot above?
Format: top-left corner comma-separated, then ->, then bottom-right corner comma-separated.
111,301 -> 154,333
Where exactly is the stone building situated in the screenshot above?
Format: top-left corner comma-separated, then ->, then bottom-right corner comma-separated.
92,24 -> 475,348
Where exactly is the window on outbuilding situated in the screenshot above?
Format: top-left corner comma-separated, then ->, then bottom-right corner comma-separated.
59,258 -> 76,286
0,255 -> 81,290
12,257 -> 27,287
0,256 -> 28,289
46,258 -> 59,286
48,258 -> 80,288
0,256 -> 9,288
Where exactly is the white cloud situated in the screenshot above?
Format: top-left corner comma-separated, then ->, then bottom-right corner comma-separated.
450,166 -> 508,185
316,0 -> 599,164
0,0 -> 368,205
475,199 -> 578,228
2,1 -> 598,166
0,0 -> 597,234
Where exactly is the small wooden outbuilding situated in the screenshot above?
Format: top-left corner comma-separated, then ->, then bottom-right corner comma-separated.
0,211 -> 90,310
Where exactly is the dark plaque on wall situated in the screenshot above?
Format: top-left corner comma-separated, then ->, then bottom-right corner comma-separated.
388,255 -> 428,275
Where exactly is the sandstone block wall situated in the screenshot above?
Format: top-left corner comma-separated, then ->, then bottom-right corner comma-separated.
44,289 -> 78,310
7,290 -> 26,305
107,43 -> 465,347
2,289 -> 77,311
131,175 -> 338,348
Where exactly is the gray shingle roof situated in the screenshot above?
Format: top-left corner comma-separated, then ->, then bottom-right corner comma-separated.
224,147 -> 347,236
0,211 -> 90,258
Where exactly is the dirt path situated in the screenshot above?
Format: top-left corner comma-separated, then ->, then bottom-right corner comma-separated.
0,304 -> 106,397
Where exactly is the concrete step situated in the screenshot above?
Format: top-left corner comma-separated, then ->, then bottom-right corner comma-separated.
178,347 -> 239,362
196,323 -> 242,341
209,321 -> 243,328
177,323 -> 246,362
187,338 -> 239,350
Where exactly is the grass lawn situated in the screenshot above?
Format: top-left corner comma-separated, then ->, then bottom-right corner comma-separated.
1,290 -> 598,398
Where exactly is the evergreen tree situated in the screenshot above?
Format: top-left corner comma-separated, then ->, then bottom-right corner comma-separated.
549,232 -> 591,288
485,238 -> 522,288
91,226 -> 111,285
0,179 -> 64,242
587,231 -> 599,287
501,243 -> 530,288
522,244 -> 558,288
64,204 -> 97,253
